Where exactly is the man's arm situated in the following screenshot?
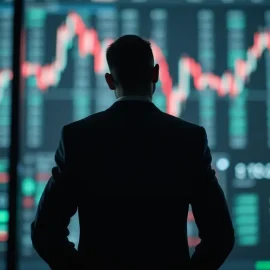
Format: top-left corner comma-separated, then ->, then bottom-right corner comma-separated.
189,127 -> 235,270
31,126 -> 80,270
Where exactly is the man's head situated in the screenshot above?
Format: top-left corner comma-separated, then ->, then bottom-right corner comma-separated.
105,35 -> 159,99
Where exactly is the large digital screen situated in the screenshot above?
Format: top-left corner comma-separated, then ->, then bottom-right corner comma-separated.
4,0 -> 269,270
0,0 -> 13,269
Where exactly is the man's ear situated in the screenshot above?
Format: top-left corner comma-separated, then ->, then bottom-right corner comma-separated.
152,64 -> 159,84
105,73 -> 116,90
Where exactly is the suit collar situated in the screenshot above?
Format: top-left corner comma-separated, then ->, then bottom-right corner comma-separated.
116,96 -> 152,103
108,99 -> 160,113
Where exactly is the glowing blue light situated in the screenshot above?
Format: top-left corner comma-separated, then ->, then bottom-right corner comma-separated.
216,158 -> 230,171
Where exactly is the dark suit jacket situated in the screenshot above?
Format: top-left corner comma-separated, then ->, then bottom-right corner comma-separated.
31,100 -> 235,270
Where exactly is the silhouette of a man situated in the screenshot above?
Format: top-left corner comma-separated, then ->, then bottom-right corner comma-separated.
31,35 -> 235,270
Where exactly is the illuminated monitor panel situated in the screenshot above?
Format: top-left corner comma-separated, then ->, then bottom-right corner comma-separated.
0,0 -> 13,269
17,1 -> 270,270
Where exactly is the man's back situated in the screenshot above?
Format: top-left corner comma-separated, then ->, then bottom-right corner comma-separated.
73,101 -> 195,266
55,100 -> 234,270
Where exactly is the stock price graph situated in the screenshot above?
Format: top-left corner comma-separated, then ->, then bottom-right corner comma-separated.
1,1 -> 270,270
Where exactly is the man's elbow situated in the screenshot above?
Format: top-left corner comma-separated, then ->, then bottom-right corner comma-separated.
31,229 -> 40,251
229,232 -> 235,250
31,222 -> 45,252
222,229 -> 235,254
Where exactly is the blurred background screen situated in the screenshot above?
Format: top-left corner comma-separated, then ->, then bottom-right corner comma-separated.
0,0 -> 13,269
1,0 -> 270,270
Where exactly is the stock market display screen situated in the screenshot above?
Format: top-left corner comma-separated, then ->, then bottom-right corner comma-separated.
1,0 -> 270,270
0,0 -> 13,269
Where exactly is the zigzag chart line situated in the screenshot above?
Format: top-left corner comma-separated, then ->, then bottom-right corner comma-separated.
0,12 -> 270,116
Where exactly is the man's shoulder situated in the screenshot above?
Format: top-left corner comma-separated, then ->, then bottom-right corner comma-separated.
63,110 -> 108,131
160,111 -> 203,132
